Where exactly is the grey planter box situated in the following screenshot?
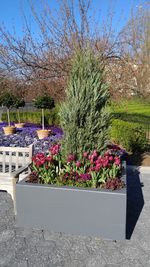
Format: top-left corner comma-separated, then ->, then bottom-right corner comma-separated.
16,163 -> 127,240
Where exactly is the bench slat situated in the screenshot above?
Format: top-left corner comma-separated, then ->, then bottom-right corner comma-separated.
0,144 -> 33,174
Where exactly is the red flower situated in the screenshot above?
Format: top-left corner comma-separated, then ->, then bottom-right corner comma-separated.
89,166 -> 95,171
104,151 -> 110,156
96,156 -> 102,163
102,159 -> 109,168
40,159 -> 46,164
67,154 -> 76,163
75,161 -> 81,168
88,154 -> 92,160
83,152 -> 88,159
47,155 -> 53,162
95,163 -> 102,171
32,153 -> 47,167
89,150 -> 98,162
90,158 -> 95,164
109,156 -> 113,161
50,144 -> 61,155
92,150 -> 98,158
35,160 -> 43,167
80,173 -> 91,181
114,157 -> 120,166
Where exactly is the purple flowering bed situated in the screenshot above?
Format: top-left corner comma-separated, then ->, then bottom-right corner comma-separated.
0,122 -> 63,154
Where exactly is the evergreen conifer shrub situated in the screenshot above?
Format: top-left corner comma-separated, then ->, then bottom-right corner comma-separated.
60,50 -> 111,158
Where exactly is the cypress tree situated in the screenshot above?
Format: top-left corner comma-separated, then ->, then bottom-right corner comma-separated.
60,49 -> 111,158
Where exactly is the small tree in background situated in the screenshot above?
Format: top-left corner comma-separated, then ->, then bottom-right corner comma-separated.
0,92 -> 16,126
60,49 -> 111,158
14,98 -> 25,123
34,95 -> 55,129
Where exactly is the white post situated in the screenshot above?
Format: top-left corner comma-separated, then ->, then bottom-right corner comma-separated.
42,108 -> 45,130
7,108 -> 10,126
17,109 -> 20,123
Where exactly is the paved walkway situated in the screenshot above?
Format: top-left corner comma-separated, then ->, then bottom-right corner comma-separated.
0,169 -> 150,267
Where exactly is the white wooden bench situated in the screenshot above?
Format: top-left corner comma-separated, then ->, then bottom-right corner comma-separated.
0,144 -> 33,214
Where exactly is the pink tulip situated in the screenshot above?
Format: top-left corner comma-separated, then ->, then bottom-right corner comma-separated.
114,157 -> 120,166
95,164 -> 101,171
47,155 -> 53,162
92,150 -> 98,158
97,156 -> 102,163
88,154 -> 92,160
50,144 -> 61,155
67,154 -> 76,163
76,161 -> 81,168
83,152 -> 88,158
102,159 -> 109,168
89,166 -> 95,171
105,151 -> 109,156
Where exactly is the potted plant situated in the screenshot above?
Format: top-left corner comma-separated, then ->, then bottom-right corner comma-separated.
16,144 -> 126,240
33,95 -> 55,139
14,98 -> 25,128
0,92 -> 16,135
15,50 -> 127,240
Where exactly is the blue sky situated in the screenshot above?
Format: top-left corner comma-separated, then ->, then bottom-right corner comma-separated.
0,0 -> 147,37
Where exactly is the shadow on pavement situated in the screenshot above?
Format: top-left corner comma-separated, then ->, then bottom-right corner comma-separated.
126,168 -> 144,239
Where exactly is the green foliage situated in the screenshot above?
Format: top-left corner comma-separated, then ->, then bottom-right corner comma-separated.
2,107 -> 60,125
111,119 -> 147,152
14,98 -> 25,109
60,49 -> 111,158
33,95 -> 55,110
33,95 -> 55,129
44,105 -> 60,125
13,98 -> 25,123
0,92 -> 18,125
0,92 -> 16,109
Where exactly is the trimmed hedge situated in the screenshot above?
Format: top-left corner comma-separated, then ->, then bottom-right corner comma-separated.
1,106 -> 60,126
111,119 -> 147,152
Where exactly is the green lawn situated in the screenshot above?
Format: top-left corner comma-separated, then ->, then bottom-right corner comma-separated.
111,98 -> 150,124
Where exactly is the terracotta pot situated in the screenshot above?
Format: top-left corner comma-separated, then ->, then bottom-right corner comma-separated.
36,129 -> 51,139
15,123 -> 25,128
3,126 -> 16,135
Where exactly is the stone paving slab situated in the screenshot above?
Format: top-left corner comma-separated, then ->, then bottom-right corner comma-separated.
0,169 -> 150,267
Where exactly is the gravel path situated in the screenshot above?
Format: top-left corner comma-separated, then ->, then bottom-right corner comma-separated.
0,168 -> 150,267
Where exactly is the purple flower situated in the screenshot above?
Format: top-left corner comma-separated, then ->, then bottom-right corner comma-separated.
0,123 -> 63,155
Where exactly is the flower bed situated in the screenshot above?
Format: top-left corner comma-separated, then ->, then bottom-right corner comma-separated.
0,122 -> 63,154
27,143 -> 126,190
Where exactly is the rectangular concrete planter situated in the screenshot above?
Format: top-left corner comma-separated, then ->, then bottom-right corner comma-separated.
16,163 -> 127,240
